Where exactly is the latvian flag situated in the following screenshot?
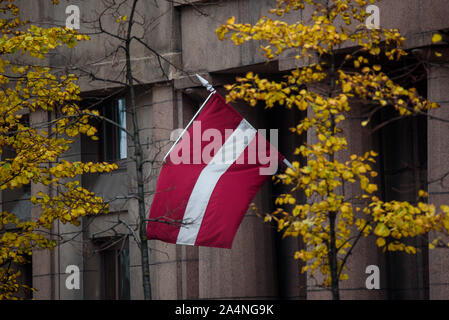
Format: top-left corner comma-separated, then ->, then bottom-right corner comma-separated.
147,92 -> 284,249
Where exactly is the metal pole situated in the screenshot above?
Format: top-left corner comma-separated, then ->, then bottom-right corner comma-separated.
163,75 -> 216,163
283,158 -> 295,170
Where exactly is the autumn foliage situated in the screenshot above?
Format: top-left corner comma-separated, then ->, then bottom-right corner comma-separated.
218,0 -> 449,299
0,0 -> 116,299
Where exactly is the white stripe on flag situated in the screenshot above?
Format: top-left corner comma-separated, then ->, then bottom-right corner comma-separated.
176,119 -> 257,246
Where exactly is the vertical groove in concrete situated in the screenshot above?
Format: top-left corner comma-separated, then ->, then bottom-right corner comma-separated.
428,63 -> 449,299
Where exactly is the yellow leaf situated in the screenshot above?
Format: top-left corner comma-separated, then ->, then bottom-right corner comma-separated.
441,205 -> 449,214
374,223 -> 390,237
342,83 -> 351,93
432,33 -> 443,43
376,238 -> 386,247
366,184 -> 378,193
86,127 -> 96,136
227,16 -> 236,24
418,190 -> 428,198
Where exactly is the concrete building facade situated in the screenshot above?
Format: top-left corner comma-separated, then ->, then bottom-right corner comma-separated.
5,0 -> 449,299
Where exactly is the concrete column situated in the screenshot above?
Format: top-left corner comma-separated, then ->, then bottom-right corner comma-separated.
56,135 -> 84,300
198,90 -> 278,300
144,84 -> 180,299
130,84 -> 200,300
336,101 -> 388,300
30,110 -> 55,300
177,91 -> 199,300
305,98 -> 388,299
427,63 -> 449,299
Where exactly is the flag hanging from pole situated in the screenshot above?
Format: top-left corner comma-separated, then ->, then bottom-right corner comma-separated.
146,92 -> 284,249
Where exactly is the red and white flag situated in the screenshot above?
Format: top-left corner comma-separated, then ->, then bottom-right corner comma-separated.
147,92 -> 284,249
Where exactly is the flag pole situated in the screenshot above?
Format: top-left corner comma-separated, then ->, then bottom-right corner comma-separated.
283,158 -> 294,170
163,74 -> 216,163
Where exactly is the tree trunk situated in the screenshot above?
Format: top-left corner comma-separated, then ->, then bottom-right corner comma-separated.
128,70 -> 152,300
328,211 -> 340,300
125,0 -> 152,300
327,34 -> 339,299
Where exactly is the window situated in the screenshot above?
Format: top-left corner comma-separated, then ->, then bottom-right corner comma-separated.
2,114 -> 31,221
98,237 -> 130,300
373,71 -> 429,299
100,97 -> 127,162
13,258 -> 33,299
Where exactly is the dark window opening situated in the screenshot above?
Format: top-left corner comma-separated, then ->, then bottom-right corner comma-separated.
97,236 -> 130,300
2,114 -> 31,221
267,91 -> 308,300
100,97 -> 127,162
81,95 -> 127,163
373,64 -> 429,299
5,256 -> 33,299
